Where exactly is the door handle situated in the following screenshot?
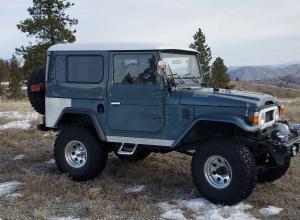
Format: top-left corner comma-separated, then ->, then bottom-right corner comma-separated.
111,102 -> 121,106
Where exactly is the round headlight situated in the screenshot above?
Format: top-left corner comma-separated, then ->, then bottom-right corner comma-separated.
260,112 -> 266,125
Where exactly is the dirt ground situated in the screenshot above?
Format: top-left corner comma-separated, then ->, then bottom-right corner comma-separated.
0,98 -> 299,220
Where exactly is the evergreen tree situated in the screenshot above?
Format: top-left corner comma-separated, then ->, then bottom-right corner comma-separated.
189,28 -> 212,83
0,84 -> 4,97
0,59 -> 10,96
0,59 -> 10,82
16,0 -> 78,78
8,55 -> 23,99
209,57 -> 230,88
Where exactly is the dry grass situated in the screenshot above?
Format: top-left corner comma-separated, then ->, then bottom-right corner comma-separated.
0,116 -> 14,125
284,98 -> 300,122
0,95 -> 299,219
232,81 -> 300,99
0,99 -> 33,112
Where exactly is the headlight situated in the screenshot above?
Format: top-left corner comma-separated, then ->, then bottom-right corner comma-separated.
248,112 -> 260,125
248,111 -> 266,125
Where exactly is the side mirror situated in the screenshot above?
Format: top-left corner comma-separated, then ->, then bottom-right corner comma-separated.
158,60 -> 175,90
169,78 -> 176,87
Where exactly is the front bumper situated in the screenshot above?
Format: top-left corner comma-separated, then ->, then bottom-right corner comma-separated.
245,122 -> 300,165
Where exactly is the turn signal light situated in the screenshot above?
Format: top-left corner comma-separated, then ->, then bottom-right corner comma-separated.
249,112 -> 260,125
279,105 -> 285,116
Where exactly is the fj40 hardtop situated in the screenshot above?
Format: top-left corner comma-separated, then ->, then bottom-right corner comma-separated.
27,43 -> 300,205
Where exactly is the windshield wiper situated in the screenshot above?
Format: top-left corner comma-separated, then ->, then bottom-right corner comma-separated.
172,73 -> 186,84
166,64 -> 186,84
182,73 -> 201,84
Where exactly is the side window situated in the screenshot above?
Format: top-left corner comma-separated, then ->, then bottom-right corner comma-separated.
113,54 -> 158,85
47,56 -> 53,80
67,56 -> 103,83
55,56 -> 66,81
48,55 -> 57,80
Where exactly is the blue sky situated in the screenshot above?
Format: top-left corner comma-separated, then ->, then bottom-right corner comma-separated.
0,0 -> 299,66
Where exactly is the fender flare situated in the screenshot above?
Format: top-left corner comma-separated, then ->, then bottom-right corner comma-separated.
54,108 -> 106,141
172,114 -> 260,147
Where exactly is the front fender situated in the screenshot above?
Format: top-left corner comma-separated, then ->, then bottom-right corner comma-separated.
172,114 -> 260,147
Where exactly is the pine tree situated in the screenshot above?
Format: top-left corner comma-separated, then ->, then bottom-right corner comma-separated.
209,57 -> 230,89
0,59 -> 10,96
8,55 -> 23,99
0,59 -> 9,82
16,0 -> 78,78
189,28 -> 212,83
0,60 -> 4,83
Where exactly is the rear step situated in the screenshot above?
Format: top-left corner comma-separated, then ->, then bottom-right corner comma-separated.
117,143 -> 138,155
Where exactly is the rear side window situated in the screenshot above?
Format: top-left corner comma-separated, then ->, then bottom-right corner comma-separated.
67,56 -> 103,83
55,56 -> 66,81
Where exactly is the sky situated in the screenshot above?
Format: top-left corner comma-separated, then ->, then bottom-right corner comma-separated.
0,0 -> 300,66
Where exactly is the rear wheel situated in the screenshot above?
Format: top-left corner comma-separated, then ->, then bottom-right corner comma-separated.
54,126 -> 107,181
192,139 -> 257,205
257,157 -> 291,183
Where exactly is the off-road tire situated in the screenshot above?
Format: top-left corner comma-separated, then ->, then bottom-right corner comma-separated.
27,67 -> 46,115
114,146 -> 151,161
192,139 -> 257,205
54,126 -> 107,181
257,157 -> 291,183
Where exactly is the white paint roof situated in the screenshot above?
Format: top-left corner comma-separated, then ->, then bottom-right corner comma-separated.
48,42 -> 198,53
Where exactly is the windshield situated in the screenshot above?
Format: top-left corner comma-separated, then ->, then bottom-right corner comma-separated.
161,52 -> 202,86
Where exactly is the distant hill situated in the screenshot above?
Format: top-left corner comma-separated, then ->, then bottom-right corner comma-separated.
228,64 -> 300,89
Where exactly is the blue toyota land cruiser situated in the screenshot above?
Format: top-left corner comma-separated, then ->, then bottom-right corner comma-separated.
27,43 -> 300,205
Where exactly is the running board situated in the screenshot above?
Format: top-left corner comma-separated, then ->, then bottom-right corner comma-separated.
117,143 -> 138,156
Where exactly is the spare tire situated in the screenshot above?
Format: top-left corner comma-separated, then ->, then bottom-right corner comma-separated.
27,67 -> 46,115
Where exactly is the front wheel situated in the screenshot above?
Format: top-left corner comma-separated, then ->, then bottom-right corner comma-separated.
192,139 -> 257,205
54,126 -> 108,181
257,157 -> 291,183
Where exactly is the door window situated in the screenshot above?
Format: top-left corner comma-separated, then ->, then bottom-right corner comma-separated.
113,54 -> 158,85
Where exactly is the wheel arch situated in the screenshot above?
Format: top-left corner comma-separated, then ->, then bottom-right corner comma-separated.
173,115 -> 259,148
54,108 -> 106,141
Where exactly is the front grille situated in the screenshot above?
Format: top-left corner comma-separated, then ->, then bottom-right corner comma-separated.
260,106 -> 277,130
265,110 -> 274,122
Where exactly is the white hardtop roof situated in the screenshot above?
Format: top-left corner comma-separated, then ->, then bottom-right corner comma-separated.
48,42 -> 198,53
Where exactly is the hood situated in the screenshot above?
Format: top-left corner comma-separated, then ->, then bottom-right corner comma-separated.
178,88 -> 277,108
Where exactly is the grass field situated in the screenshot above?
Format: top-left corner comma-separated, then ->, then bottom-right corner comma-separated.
232,81 -> 300,99
0,86 -> 299,219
